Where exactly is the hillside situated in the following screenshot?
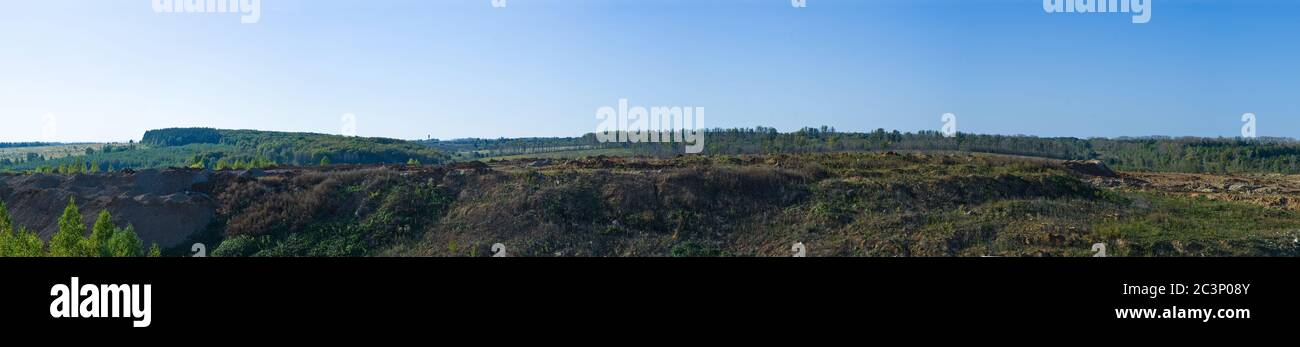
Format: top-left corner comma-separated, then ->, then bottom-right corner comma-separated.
0,128 -> 447,172
2,152 -> 1296,257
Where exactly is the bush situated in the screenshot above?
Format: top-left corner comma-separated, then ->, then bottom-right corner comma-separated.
211,235 -> 261,257
670,241 -> 722,257
2,227 -> 47,257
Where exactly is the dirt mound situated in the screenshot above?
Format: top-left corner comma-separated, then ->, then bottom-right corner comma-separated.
0,169 -> 216,248
0,165 -> 456,253
1062,160 -> 1118,178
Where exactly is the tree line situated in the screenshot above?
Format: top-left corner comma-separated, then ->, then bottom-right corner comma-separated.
441,126 -> 1300,174
0,142 -> 58,149
0,128 -> 447,172
7,126 -> 1300,174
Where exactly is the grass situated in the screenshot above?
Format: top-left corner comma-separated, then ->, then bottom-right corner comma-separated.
1093,193 -> 1300,256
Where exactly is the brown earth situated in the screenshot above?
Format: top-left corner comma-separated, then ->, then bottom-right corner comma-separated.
1062,160 -> 1118,178
1085,171 -> 1300,211
0,165 -> 456,251
0,169 -> 217,248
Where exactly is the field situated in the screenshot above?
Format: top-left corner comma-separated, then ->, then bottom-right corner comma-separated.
0,143 -> 107,162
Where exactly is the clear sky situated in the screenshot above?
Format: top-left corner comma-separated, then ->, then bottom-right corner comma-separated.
1,0 -> 1297,142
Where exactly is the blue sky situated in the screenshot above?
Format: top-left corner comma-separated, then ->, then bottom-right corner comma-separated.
1,0 -> 1297,142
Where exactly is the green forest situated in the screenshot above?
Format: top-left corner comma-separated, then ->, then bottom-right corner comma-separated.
0,128 -> 448,173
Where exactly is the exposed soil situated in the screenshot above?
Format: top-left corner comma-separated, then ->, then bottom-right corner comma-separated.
1089,171 -> 1300,211
0,169 -> 216,247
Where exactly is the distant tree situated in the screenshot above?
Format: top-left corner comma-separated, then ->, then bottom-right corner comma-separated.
149,243 -> 161,257
186,154 -> 206,169
215,158 -> 230,170
407,158 -> 420,166
72,157 -> 86,174
319,156 -> 331,166
50,197 -> 90,257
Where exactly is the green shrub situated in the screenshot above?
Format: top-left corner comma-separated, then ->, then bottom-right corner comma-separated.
211,235 -> 260,257
107,225 -> 145,257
